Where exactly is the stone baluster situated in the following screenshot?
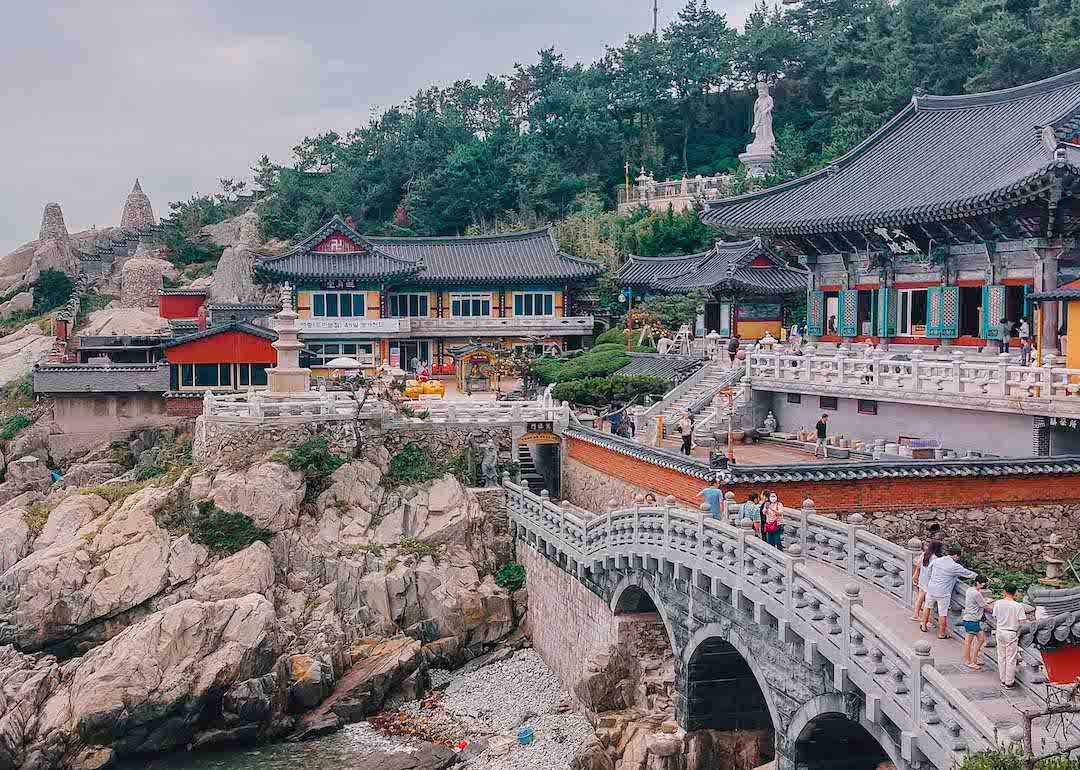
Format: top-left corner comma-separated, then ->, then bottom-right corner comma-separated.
996,354 -> 1010,398
905,537 -> 921,606
1041,354 -> 1055,400
846,512 -> 865,577
799,498 -> 814,554
911,639 -> 933,725
785,544 -> 803,612
841,583 -> 861,657
251,392 -> 263,419
723,490 -> 736,522
203,390 -> 213,416
734,515 -> 754,606
511,403 -> 522,421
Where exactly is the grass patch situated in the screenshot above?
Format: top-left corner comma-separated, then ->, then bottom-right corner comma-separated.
190,501 -> 273,555
396,536 -> 444,561
0,414 -> 31,440
132,465 -> 166,482
82,480 -> 155,504
76,292 -> 112,327
384,443 -> 446,488
495,562 -> 526,593
966,556 -> 1059,597
284,437 -> 346,504
0,375 -> 33,412
348,542 -> 385,557
23,503 -> 49,534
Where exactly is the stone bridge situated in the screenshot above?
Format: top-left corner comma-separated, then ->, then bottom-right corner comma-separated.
504,479 -> 1072,770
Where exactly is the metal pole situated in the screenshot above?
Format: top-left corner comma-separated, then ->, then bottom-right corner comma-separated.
627,290 -> 634,353
726,387 -> 734,462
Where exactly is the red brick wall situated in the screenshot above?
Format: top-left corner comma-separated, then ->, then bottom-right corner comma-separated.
165,397 -> 203,417
566,437 -> 1080,514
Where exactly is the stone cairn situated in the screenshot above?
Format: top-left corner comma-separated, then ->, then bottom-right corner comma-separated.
38,202 -> 69,242
119,178 -> 156,232
120,242 -> 164,308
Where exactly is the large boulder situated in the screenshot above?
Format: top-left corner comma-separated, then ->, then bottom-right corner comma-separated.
27,594 -> 277,765
0,455 -> 52,506
0,645 -> 61,770
0,487 -> 173,649
31,493 -> 109,552
575,644 -> 636,712
208,462 -> 304,532
192,541 -> 274,601
207,210 -> 270,303
0,509 -> 32,573
60,461 -> 127,489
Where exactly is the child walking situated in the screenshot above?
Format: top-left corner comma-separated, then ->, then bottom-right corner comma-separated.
962,575 -> 989,669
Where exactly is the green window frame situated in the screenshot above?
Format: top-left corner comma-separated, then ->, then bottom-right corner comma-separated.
514,292 -> 555,317
313,292 -> 366,318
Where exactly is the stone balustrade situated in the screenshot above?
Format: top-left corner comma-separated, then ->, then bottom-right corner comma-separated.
747,348 -> 1080,416
505,479 -> 1021,768
201,389 -> 571,427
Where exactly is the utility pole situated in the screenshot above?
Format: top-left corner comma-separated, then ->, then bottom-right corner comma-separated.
653,0 -> 658,35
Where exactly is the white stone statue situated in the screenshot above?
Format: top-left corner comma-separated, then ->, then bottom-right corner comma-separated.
480,441 -> 499,487
739,79 -> 777,178
749,80 -> 775,150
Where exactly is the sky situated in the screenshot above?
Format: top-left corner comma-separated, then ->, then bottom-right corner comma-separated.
0,0 -> 758,254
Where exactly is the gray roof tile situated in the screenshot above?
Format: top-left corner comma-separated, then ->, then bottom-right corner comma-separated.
617,238 -> 808,295
702,67 -> 1080,235
613,353 -> 704,381
255,216 -> 603,285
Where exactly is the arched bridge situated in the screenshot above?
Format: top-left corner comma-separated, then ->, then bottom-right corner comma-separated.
503,479 -> 1070,770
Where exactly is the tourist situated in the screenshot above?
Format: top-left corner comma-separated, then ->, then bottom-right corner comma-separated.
790,339 -> 804,367
828,314 -> 837,335
962,574 -> 990,670
726,334 -> 741,367
644,493 -> 657,505
698,478 -> 724,520
790,322 -> 800,342
814,414 -> 829,459
997,318 -> 1011,354
679,412 -> 693,456
742,492 -> 762,535
763,492 -> 784,550
410,355 -> 421,376
992,582 -> 1027,688
861,342 -> 876,384
1020,338 -> 1033,367
1019,317 -> 1030,342
798,319 -> 807,337
911,539 -> 943,622
920,545 -> 977,639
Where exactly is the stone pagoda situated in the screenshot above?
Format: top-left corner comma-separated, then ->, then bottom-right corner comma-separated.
120,179 -> 156,232
267,282 -> 310,393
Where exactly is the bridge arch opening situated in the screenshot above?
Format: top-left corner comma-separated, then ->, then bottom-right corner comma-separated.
685,635 -> 775,745
614,585 -> 658,614
794,713 -> 892,770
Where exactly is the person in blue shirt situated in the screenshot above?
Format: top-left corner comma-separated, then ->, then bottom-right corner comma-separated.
697,478 -> 724,520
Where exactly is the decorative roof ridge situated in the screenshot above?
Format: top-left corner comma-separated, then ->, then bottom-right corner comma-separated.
365,225 -> 553,244
624,251 -> 712,263
34,362 -> 166,372
564,426 -> 715,480
158,288 -> 208,296
162,321 -> 277,348
914,65 -> 1080,111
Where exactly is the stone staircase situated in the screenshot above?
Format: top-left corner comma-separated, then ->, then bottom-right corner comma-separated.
659,365 -> 743,440
518,443 -> 546,495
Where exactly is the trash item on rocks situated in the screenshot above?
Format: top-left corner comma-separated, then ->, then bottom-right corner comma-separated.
489,736 -> 516,755
517,726 -> 535,745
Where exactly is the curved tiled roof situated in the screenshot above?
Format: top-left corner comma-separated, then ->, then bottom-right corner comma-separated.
701,67 -> 1080,235
565,427 -> 716,480
613,353 -> 704,381
162,321 -> 277,348
617,238 -> 808,295
255,216 -> 603,285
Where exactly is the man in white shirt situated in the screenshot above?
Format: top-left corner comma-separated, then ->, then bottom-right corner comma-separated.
992,582 -> 1028,688
920,545 -> 977,639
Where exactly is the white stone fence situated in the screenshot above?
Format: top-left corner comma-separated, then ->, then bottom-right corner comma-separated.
505,480 -> 1026,768
201,389 -> 571,427
748,349 -> 1080,409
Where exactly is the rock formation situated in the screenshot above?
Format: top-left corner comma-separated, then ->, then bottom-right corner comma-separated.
38,203 -> 69,242
119,242 -> 165,307
119,178 -> 156,231
0,433 -> 522,768
207,209 -> 271,303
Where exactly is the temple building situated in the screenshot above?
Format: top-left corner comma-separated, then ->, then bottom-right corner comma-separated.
616,238 -> 809,339
701,67 -> 1080,351
253,216 -> 603,375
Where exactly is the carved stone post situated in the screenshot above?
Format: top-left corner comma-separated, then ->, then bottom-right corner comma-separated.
800,498 -> 815,554
846,512 -> 865,577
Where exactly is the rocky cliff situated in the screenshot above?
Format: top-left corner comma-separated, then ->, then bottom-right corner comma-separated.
0,433 -> 519,769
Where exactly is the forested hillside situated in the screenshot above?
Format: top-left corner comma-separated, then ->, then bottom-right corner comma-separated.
169,0 -> 1080,260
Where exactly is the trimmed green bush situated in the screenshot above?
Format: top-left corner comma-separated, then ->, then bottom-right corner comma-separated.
552,375 -> 669,408
533,344 -> 632,383
385,443 -> 445,488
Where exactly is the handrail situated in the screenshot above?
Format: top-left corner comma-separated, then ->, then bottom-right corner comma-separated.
505,480 -> 1014,765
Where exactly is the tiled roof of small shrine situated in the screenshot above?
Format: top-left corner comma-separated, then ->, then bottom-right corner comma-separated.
701,67 -> 1080,236
161,321 -> 277,348
617,238 -> 808,295
613,353 -> 704,381
255,216 -> 603,285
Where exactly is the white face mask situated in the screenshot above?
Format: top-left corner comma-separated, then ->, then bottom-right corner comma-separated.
769,495 -> 777,503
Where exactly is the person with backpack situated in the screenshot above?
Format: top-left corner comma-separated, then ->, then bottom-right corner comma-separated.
726,334 -> 741,366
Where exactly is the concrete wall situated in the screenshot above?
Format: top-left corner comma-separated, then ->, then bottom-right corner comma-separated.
757,390 -> 1035,457
50,393 -> 172,436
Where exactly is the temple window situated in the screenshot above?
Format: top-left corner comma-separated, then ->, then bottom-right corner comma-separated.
514,292 -> 555,316
898,289 -> 928,336
388,293 -> 429,317
450,293 -> 491,317
313,292 -> 366,318
306,342 -> 376,367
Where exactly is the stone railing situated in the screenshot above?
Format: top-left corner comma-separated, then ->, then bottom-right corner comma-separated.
505,481 -> 1014,768
201,390 -> 571,427
616,174 -> 732,211
411,315 -> 594,336
748,349 -> 1080,416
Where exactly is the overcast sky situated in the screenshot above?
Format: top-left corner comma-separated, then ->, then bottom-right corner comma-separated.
1,0 -> 757,254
